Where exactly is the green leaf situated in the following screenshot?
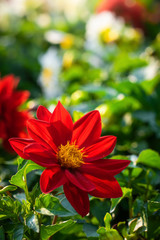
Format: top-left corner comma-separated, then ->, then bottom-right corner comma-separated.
133,199 -> 144,216
13,193 -> 26,202
110,187 -> 132,212
0,214 -> 9,220
17,157 -> 27,171
128,217 -> 146,234
83,223 -> 99,237
35,194 -> 75,217
29,183 -> 41,203
0,226 -> 5,240
131,167 -> 143,178
97,228 -> 123,240
137,149 -> 160,169
26,213 -> 39,233
90,198 -> 110,226
40,220 -> 75,240
128,218 -> 138,234
0,185 -> 17,194
13,224 -> 24,240
57,194 -> 77,215
0,195 -> 22,220
97,227 -> 106,235
113,52 -> 147,73
117,222 -> 128,238
10,160 -> 44,190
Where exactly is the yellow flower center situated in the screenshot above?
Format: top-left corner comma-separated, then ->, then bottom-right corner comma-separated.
62,52 -> 74,69
57,141 -> 85,168
60,35 -> 74,49
100,28 -> 119,43
42,68 -> 53,86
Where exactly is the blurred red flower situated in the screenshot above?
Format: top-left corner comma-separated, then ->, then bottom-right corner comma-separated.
9,102 -> 130,217
0,74 -> 31,152
96,0 -> 147,29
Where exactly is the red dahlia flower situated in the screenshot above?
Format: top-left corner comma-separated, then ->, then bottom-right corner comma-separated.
0,74 -> 30,152
9,102 -> 130,216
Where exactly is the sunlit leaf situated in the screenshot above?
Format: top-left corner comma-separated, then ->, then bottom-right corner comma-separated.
104,213 -> 112,230
0,185 -> 17,194
137,149 -> 160,169
26,213 -> 39,233
35,194 -> 76,217
40,220 -> 75,240
10,161 -> 44,190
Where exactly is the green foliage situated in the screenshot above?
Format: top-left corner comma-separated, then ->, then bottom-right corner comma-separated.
97,213 -> 123,240
35,193 -> 76,217
40,220 -> 75,240
0,185 -> 17,194
10,160 -> 44,191
137,149 -> 160,169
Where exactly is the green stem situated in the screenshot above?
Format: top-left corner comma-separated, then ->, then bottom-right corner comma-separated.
23,171 -> 30,201
37,213 -> 42,239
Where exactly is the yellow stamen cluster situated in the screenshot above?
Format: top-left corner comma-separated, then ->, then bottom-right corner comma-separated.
42,68 -> 53,87
57,141 -> 84,169
60,35 -> 74,49
100,28 -> 119,43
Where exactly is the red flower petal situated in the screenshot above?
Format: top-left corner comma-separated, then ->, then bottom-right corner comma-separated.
0,74 -> 31,153
27,119 -> 57,153
49,121 -> 72,147
9,138 -> 35,159
65,169 -> 95,192
0,75 -> 19,98
85,136 -> 117,161
72,110 -> 101,148
86,174 -> 122,198
37,105 -> 51,122
40,167 -> 66,193
0,120 -> 7,139
63,181 -> 89,217
80,159 -> 130,177
12,91 -> 30,108
24,143 -> 58,167
50,101 -> 73,133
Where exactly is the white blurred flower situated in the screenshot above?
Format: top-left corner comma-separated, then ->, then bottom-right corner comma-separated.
38,47 -> 62,99
0,0 -> 26,16
45,30 -> 65,44
44,30 -> 74,49
35,14 -> 51,28
0,0 -> 43,17
85,11 -> 125,52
